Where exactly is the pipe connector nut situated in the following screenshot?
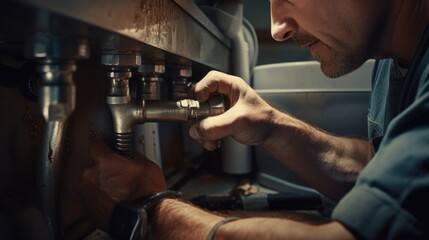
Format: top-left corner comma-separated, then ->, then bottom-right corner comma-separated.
166,65 -> 192,78
138,64 -> 165,75
101,52 -> 141,67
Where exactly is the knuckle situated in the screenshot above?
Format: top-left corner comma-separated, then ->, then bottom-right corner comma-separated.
207,70 -> 220,78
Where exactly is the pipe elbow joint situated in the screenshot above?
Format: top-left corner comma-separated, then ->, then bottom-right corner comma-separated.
107,97 -> 143,134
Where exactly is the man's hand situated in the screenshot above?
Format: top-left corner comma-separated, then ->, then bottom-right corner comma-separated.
190,71 -> 277,150
79,141 -> 166,230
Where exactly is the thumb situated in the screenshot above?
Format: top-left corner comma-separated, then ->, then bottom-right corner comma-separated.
190,106 -> 239,141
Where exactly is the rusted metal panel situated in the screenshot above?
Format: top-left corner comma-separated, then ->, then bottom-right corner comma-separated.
2,0 -> 231,72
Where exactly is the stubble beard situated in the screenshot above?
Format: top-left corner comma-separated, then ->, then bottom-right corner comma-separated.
317,45 -> 367,79
294,34 -> 366,78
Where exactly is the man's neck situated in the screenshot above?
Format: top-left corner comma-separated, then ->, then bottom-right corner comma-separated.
378,0 -> 429,67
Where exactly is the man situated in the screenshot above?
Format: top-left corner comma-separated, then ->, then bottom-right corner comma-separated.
80,0 -> 429,239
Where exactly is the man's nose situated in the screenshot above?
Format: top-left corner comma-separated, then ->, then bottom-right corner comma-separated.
270,2 -> 296,41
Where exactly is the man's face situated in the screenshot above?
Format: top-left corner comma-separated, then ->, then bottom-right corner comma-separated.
270,0 -> 387,78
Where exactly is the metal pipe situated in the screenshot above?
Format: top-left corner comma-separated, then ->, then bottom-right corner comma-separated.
36,60 -> 78,240
143,96 -> 225,122
107,97 -> 225,134
102,51 -> 141,156
167,65 -> 193,100
210,1 -> 253,174
27,34 -> 89,239
107,91 -> 226,156
105,67 -> 138,155
38,61 -> 77,121
38,120 -> 66,239
133,63 -> 165,166
136,63 -> 165,100
103,55 -> 226,157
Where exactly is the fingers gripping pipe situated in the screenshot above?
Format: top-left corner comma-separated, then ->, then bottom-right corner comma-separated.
102,52 -> 226,156
107,86 -> 226,155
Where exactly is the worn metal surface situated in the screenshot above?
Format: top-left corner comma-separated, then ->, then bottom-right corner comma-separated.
0,1 -> 231,238
1,0 -> 231,72
0,62 -> 120,238
37,120 -> 67,239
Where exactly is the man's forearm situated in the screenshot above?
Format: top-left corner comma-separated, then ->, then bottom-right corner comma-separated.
262,109 -> 374,201
150,198 -> 224,239
150,199 -> 355,240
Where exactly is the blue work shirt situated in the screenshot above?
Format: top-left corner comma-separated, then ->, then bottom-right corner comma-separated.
332,34 -> 429,238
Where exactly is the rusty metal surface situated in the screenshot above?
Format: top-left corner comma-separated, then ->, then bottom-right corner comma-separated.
0,1 -> 232,238
1,0 -> 231,72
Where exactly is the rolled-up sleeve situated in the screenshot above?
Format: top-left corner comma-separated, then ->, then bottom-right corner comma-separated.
333,85 -> 429,239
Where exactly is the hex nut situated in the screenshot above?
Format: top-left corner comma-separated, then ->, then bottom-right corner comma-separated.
166,65 -> 192,78
137,64 -> 165,74
101,52 -> 142,67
